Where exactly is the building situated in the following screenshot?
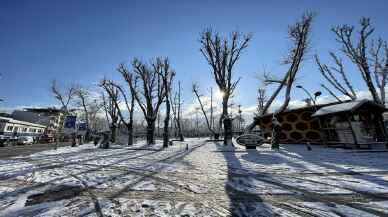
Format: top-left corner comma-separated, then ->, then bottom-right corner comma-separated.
252,100 -> 388,147
12,107 -> 66,141
312,100 -> 387,147
0,116 -> 46,139
14,107 -> 66,129
253,104 -> 323,144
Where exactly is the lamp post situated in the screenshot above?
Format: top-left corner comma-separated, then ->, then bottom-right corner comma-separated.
296,85 -> 321,107
296,85 -> 325,146
238,104 -> 242,132
195,107 -> 200,137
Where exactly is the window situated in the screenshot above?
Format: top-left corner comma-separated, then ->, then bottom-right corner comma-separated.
23,127 -> 28,132
6,126 -> 13,131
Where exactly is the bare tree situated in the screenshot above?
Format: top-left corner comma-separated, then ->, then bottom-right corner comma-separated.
100,74 -> 136,146
74,85 -> 93,141
87,99 -> 103,133
155,58 -> 176,148
51,80 -> 76,113
260,13 -> 314,115
171,81 -> 184,141
192,83 -> 217,137
116,64 -> 138,146
325,17 -> 388,105
315,53 -> 356,101
50,80 -> 76,144
200,29 -> 252,144
130,58 -> 166,145
257,87 -> 267,115
100,87 -> 119,143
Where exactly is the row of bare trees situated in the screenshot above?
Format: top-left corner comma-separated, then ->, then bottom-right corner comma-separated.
50,13 -> 313,147
191,13 -> 313,147
49,13 -> 387,149
100,57 -> 182,147
50,58 -> 184,148
51,81 -> 106,140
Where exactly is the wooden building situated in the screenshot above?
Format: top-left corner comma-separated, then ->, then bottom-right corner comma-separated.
312,100 -> 387,148
252,100 -> 388,147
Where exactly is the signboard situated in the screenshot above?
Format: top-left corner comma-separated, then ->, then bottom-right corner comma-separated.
64,116 -> 76,129
77,122 -> 88,136
78,123 -> 88,131
236,134 -> 264,148
63,115 -> 76,134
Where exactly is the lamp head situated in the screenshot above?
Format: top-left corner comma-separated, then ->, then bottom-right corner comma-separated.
314,91 -> 322,97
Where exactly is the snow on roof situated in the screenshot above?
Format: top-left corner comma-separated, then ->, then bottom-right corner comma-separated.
312,100 -> 386,117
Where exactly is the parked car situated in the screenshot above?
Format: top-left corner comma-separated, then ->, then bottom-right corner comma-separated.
17,136 -> 34,145
0,135 -> 6,147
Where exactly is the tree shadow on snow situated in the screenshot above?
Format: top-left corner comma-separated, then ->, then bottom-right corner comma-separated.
215,142 -> 277,216
215,141 -> 388,216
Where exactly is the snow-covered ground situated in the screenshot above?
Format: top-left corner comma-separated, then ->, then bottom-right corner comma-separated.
0,139 -> 388,216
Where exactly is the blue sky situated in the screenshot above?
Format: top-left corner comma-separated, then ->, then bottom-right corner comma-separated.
1,0 -> 388,112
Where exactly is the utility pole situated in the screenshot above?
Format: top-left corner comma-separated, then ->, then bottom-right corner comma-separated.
238,104 -> 242,132
195,107 -> 200,137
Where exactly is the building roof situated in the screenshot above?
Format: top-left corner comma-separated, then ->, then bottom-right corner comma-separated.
254,100 -> 349,120
24,107 -> 64,113
312,99 -> 387,117
12,110 -> 51,126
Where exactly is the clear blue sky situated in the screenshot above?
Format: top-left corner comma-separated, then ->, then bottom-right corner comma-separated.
1,0 -> 388,110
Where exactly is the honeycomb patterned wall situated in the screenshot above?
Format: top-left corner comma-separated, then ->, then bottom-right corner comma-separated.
257,109 -> 322,144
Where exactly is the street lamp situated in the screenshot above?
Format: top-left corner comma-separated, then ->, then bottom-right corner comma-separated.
296,85 -> 325,146
195,107 -> 200,137
296,85 -> 321,107
238,104 -> 242,132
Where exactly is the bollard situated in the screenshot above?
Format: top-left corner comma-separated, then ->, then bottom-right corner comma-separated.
186,143 -> 188,151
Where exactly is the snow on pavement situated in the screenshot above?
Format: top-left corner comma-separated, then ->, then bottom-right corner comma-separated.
0,139 -> 388,216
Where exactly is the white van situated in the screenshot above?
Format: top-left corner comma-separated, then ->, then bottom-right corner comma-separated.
17,136 -> 34,145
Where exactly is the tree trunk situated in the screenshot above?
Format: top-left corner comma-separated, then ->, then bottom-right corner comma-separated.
146,119 -> 155,145
127,125 -> 133,146
163,98 -> 171,148
110,124 -> 116,143
177,121 -> 184,141
222,97 -> 231,145
223,118 -> 233,146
